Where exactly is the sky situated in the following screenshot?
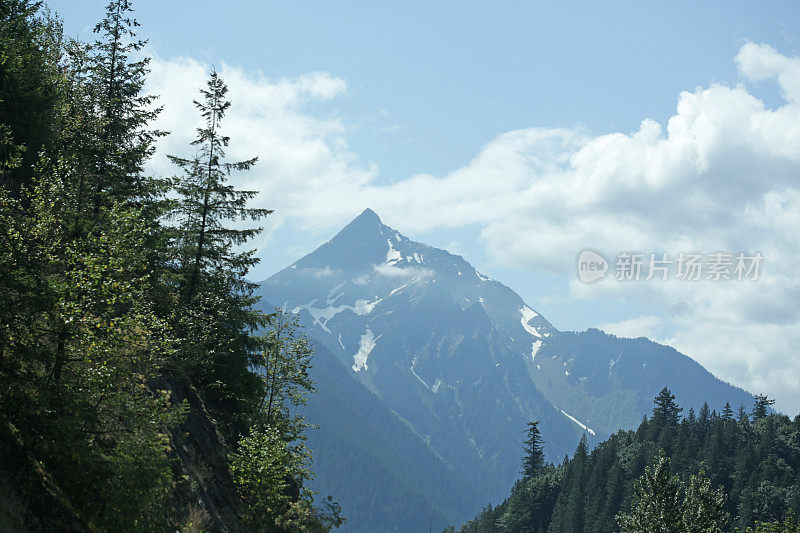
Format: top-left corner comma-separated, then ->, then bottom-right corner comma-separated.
48,1 -> 800,413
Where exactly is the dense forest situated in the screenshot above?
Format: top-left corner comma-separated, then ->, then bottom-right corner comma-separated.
0,0 -> 342,530
454,389 -> 800,532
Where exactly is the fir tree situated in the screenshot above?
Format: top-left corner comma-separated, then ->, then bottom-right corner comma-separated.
167,69 -> 273,429
168,68 -> 271,304
89,0 -> 164,207
722,402 -> 734,421
521,420 -> 545,477
751,394 -> 775,421
653,387 -> 683,427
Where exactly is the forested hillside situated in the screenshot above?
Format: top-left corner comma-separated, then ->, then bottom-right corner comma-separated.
456,389 -> 800,532
0,1 -> 340,530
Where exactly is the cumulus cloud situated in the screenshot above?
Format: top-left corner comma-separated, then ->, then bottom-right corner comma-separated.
600,316 -> 665,340
146,43 -> 800,413
145,53 -> 374,242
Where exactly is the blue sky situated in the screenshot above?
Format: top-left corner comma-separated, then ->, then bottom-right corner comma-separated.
49,1 -> 800,411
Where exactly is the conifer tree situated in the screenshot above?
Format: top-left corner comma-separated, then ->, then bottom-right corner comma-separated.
653,387 -> 683,427
521,420 -> 545,477
737,403 -> 750,426
89,0 -> 164,207
751,394 -> 775,421
168,68 -> 272,430
169,68 -> 271,304
0,0 -> 61,196
722,402 -> 734,421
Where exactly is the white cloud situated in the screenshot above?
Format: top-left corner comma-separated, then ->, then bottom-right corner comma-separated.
146,43 -> 800,413
372,263 -> 434,279
445,240 -> 463,255
298,266 -> 339,279
145,53 -> 375,243
600,316 -> 665,340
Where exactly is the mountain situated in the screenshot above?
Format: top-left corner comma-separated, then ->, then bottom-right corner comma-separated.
297,339 -> 487,532
256,208 -> 755,531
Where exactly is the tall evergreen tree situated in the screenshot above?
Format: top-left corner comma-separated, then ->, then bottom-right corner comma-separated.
653,387 -> 683,427
167,68 -> 273,435
722,402 -> 734,421
168,68 -> 271,304
751,394 -> 775,421
89,0 -> 164,207
521,420 -> 545,477
0,0 -> 62,196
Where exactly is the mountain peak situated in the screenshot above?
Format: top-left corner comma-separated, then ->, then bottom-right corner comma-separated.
358,207 -> 380,221
332,208 -> 385,240
283,208 -> 397,272
347,208 -> 382,228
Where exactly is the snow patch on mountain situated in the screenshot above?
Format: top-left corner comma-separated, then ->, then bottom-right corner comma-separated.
389,281 -> 411,296
520,306 -> 543,338
386,239 -> 402,265
531,340 -> 543,361
354,298 -> 381,314
559,408 -> 596,436
352,329 -> 378,372
292,296 -> 381,333
410,366 -> 430,390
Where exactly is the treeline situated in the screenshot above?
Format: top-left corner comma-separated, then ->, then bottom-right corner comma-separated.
455,389 -> 800,532
0,0 -> 339,530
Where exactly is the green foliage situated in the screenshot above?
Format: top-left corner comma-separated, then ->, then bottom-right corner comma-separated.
682,471 -> 728,532
166,69 -> 273,431
0,0 -> 62,195
89,0 -> 165,207
618,451 -> 683,532
458,390 -> 799,533
745,513 -> 800,532
0,1 -> 339,530
230,311 -> 343,531
522,420 -> 545,477
653,386 -> 683,428
0,167 -> 187,529
258,310 -> 316,436
229,424 -> 310,522
618,452 -> 728,533
168,68 -> 271,303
